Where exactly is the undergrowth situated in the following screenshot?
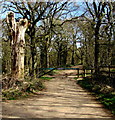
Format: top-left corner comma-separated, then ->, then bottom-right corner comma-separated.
2,76 -> 53,100
77,77 -> 115,115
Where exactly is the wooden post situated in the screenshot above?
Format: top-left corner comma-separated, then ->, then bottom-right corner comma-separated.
77,69 -> 79,78
109,65 -> 110,80
7,12 -> 28,80
91,69 -> 93,78
84,69 -> 85,77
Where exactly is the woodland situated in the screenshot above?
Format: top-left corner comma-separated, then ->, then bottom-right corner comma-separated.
1,0 -> 115,114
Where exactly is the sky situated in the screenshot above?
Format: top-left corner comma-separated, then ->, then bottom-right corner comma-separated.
0,0 -> 86,19
1,0 -> 114,19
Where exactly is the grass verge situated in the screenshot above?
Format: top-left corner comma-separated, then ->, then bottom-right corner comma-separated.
39,76 -> 53,80
77,77 -> 115,115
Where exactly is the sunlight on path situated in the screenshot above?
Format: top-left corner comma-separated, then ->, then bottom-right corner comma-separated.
2,72 -> 114,119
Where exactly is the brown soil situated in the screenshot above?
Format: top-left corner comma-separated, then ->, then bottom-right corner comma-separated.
2,65 -> 114,119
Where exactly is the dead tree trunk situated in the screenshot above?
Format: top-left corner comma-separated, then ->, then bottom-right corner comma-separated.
7,12 -> 28,80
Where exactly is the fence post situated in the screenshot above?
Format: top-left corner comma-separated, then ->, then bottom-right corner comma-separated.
84,69 -> 85,77
91,69 -> 93,78
78,69 -> 79,78
109,65 -> 110,80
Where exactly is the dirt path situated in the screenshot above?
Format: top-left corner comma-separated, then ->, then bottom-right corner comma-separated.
2,68 -> 114,119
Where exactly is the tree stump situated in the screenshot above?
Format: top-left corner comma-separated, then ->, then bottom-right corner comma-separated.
7,12 -> 29,80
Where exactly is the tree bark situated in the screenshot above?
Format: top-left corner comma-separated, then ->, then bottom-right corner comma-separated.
94,20 -> 101,76
7,12 -> 28,79
40,40 -> 48,68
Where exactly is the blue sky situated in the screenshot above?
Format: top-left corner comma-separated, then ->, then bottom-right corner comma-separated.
0,0 -> 86,19
1,0 -> 114,19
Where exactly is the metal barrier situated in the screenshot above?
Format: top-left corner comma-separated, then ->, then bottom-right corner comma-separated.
38,68 -> 94,78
